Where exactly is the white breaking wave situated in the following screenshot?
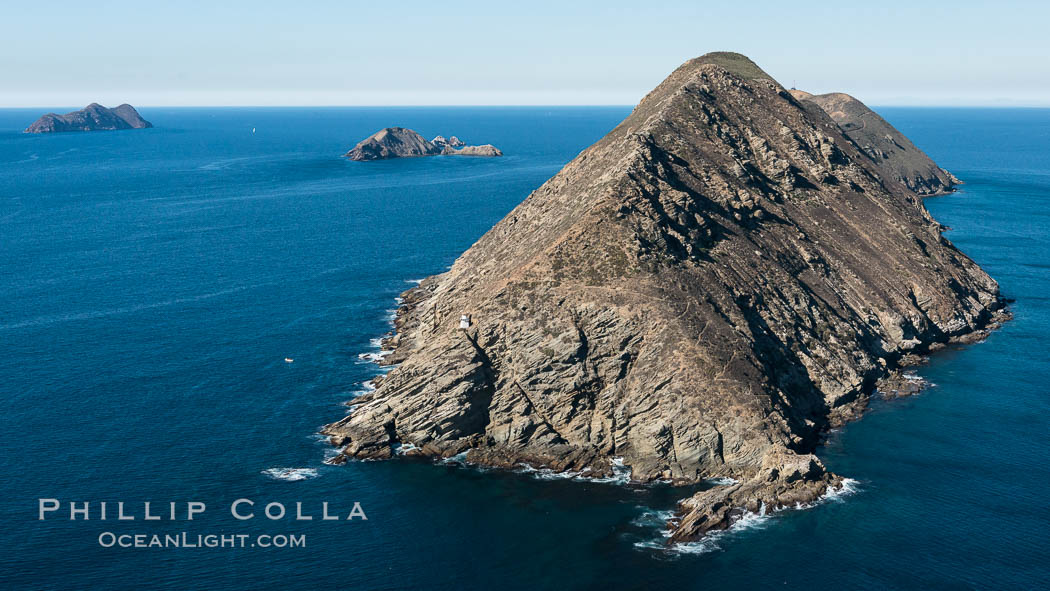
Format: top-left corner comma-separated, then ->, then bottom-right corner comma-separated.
357,337 -> 394,364
588,457 -> 633,484
635,478 -> 862,555
512,456 -> 633,485
515,463 -> 582,480
343,380 -> 378,411
635,502 -> 772,555
630,508 -> 676,528
262,467 -> 319,482
358,350 -> 392,363
818,477 -> 861,504
439,451 -> 470,465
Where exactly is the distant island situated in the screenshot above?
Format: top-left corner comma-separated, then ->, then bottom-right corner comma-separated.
24,103 -> 152,134
346,127 -> 502,161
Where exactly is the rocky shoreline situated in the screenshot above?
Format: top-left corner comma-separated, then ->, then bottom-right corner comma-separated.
331,284 -> 1010,541
322,52 -> 1009,546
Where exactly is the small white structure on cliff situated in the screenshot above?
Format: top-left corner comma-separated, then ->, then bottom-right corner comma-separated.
459,314 -> 471,330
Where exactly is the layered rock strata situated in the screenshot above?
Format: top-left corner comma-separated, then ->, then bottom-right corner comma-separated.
791,90 -> 959,195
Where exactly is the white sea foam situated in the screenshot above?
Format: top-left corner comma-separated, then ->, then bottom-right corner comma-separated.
703,476 -> 739,486
630,508 -> 676,528
588,457 -> 633,484
393,443 -> 419,456
512,456 -> 633,485
342,380 -> 377,408
820,477 -> 861,503
358,350 -> 392,363
357,337 -> 394,364
440,451 -> 470,465
262,467 -> 319,482
529,467 -> 582,481
650,503 -> 772,555
406,278 -> 425,285
636,479 -> 862,555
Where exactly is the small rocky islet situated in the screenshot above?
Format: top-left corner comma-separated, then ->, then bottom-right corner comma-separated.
345,127 -> 502,160
323,51 -> 1008,544
24,103 -> 152,133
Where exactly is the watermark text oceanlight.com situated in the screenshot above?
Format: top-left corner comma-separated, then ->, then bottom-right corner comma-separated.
97,532 -> 306,549
38,498 -> 366,549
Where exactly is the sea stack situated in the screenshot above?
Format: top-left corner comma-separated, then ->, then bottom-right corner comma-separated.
791,90 -> 959,195
324,52 -> 1006,542
346,127 -> 502,160
24,103 -> 152,133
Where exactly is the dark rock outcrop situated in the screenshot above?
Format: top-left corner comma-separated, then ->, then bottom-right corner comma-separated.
791,90 -> 959,195
346,128 -> 502,161
325,52 -> 1005,543
24,103 -> 152,133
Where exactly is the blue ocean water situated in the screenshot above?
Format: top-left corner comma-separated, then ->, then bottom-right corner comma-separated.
0,106 -> 1047,590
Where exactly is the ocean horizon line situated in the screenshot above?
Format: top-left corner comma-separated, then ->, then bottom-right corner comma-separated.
3,103 -> 1050,110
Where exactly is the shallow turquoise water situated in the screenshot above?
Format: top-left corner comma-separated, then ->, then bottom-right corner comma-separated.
0,106 -> 1047,589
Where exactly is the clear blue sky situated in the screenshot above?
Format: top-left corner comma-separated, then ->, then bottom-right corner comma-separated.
3,0 -> 1047,107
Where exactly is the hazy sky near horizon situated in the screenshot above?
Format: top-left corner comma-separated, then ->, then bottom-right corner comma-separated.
3,0 -> 1048,107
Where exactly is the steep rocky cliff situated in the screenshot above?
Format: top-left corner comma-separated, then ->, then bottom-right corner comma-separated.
24,103 -> 152,133
791,90 -> 959,195
346,127 -> 502,160
324,52 -> 1005,541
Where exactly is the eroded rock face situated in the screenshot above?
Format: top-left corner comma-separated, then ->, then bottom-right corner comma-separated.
346,128 -> 502,160
325,52 -> 1004,542
791,90 -> 959,196
24,103 -> 152,133
448,144 -> 502,157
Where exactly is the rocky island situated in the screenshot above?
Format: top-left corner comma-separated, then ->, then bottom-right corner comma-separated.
791,90 -> 959,196
324,52 -> 1007,543
346,127 -> 502,161
24,103 -> 152,133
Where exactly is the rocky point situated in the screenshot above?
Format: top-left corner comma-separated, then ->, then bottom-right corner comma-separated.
324,52 -> 1007,543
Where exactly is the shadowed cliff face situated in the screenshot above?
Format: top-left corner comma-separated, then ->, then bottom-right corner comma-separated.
324,53 -> 1005,541
24,103 -> 152,133
792,90 -> 959,196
